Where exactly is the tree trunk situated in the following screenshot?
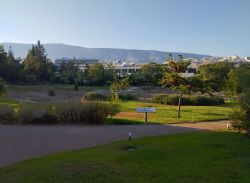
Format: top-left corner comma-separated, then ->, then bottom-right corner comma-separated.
177,92 -> 182,118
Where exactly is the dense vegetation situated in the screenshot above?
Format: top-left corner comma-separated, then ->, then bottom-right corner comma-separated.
1,132 -> 249,183
152,94 -> 224,106
0,41 -> 115,86
0,102 -> 119,124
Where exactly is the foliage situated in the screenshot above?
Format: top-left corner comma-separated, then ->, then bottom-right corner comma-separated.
48,89 -> 56,96
110,75 -> 130,102
23,41 -> 56,83
118,93 -> 137,100
141,62 -> 166,86
152,94 -> 224,106
81,91 -> 136,101
55,102 -> 119,124
160,54 -> 191,118
225,63 -> 250,133
1,102 -> 119,125
0,77 -> 5,97
0,105 -> 17,123
81,92 -> 109,101
198,61 -> 235,92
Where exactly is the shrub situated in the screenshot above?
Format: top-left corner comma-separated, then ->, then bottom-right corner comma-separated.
17,102 -> 120,124
48,89 -> 56,96
118,93 -> 137,100
81,92 -> 109,101
82,92 -> 136,102
0,105 -> 17,123
56,102 -> 120,124
74,84 -> 79,91
19,105 -> 46,124
152,95 -> 224,106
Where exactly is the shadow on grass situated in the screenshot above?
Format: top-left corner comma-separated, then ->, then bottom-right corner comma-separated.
105,118 -> 159,125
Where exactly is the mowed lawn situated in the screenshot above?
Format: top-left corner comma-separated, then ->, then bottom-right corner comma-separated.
0,132 -> 249,183
108,101 -> 233,124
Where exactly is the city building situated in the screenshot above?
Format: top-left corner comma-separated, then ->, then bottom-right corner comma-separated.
54,58 -> 98,66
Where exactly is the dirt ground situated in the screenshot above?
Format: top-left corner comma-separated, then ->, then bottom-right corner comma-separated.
6,85 -> 173,103
170,120 -> 232,130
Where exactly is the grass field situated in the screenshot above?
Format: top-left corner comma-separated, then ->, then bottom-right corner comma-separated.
108,101 -> 233,124
0,132 -> 249,183
0,97 -> 19,107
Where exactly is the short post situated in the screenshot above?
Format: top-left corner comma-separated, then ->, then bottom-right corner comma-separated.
144,112 -> 148,124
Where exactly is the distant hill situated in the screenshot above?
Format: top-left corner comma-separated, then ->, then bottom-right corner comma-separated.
1,43 -> 211,63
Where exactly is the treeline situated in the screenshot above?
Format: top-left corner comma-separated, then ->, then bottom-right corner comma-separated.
0,41 -> 116,86
0,41 -> 167,86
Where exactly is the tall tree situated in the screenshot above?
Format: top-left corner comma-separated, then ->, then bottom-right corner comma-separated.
198,62 -> 235,92
141,63 -> 165,86
23,41 -> 53,83
225,63 -> 250,133
87,63 -> 105,85
160,54 -> 191,118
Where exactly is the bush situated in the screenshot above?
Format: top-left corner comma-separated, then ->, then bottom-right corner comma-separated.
82,92 -> 137,101
152,95 -> 224,106
16,102 -> 120,125
19,105 -> 46,124
48,90 -> 56,96
56,102 -> 119,124
0,105 -> 17,123
82,92 -> 109,101
118,93 -> 137,100
74,84 -> 79,91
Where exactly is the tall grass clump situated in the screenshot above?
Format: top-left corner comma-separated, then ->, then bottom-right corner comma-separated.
0,102 -> 119,125
56,102 -> 119,124
0,105 -> 17,123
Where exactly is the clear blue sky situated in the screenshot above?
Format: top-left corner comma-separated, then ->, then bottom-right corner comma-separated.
0,0 -> 249,56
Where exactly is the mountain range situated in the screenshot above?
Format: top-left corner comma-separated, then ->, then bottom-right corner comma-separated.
1,43 -> 211,63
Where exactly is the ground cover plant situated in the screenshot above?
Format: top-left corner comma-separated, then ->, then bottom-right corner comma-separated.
0,132 -> 249,183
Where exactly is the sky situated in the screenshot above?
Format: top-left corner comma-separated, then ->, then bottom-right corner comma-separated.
0,0 -> 249,57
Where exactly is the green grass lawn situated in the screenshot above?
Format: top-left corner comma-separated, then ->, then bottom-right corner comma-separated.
107,101 -> 233,124
0,97 -> 19,107
0,132 -> 249,183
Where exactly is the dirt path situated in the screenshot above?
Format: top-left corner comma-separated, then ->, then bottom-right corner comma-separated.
170,120 -> 232,130
0,124 -> 199,167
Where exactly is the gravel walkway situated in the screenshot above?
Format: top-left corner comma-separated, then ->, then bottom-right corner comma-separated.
0,124 -> 198,167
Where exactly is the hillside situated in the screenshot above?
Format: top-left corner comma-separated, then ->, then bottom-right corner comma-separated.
1,43 -> 211,63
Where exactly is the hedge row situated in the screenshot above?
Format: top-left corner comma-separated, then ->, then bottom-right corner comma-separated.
0,102 -> 119,124
82,92 -> 137,101
152,95 -> 224,106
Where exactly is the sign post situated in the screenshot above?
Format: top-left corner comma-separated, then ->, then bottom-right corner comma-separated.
136,107 -> 156,124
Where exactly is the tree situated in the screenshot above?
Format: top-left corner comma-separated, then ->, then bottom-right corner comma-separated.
0,45 -> 8,80
58,61 -> 79,85
141,63 -> 165,86
87,63 -> 105,85
198,62 -> 234,92
110,75 -> 130,103
5,47 -> 24,83
160,55 -> 191,118
0,77 -> 4,97
23,41 -> 53,83
225,63 -> 250,133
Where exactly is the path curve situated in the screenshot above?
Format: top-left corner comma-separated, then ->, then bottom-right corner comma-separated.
0,124 -> 198,167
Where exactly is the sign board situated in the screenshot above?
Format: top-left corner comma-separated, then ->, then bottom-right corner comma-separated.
136,107 -> 156,113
